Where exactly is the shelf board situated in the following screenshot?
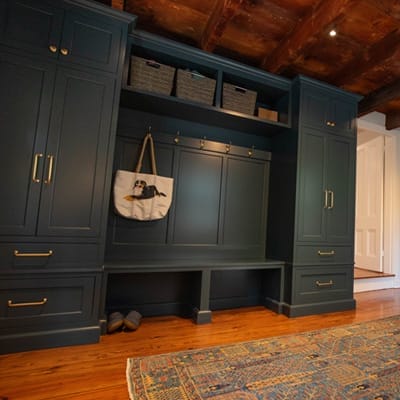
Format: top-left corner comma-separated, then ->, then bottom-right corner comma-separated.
120,87 -> 290,137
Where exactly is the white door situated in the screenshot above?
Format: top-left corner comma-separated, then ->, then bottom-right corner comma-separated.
355,135 -> 384,272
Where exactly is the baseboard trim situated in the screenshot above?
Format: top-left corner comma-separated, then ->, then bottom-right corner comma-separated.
282,299 -> 356,317
0,325 -> 101,354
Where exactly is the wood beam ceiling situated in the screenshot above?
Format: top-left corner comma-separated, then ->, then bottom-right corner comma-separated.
386,110 -> 400,130
332,28 -> 400,87
111,0 -> 124,10
200,0 -> 247,52
358,79 -> 400,129
260,0 -> 355,73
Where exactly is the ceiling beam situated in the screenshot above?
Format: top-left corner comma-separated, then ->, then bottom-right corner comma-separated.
358,80 -> 400,126
260,0 -> 355,73
200,0 -> 247,52
332,28 -> 400,87
111,0 -> 124,10
386,110 -> 400,130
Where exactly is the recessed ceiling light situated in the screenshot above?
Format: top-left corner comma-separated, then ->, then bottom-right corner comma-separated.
329,29 -> 337,37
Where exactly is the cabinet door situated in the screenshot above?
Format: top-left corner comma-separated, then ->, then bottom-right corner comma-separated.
331,99 -> 357,137
301,86 -> 357,137
0,0 -> 63,59
301,88 -> 330,131
60,7 -> 122,73
326,135 -> 355,243
296,129 -> 327,242
0,52 -> 55,236
37,67 -> 115,238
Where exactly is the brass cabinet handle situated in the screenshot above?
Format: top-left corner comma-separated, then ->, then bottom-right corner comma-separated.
44,154 -> 54,184
31,153 -> 43,183
317,250 -> 335,256
8,298 -> 48,307
14,250 -> 53,257
316,280 -> 333,287
326,121 -> 336,127
328,190 -> 334,209
324,190 -> 328,209
49,45 -> 58,53
60,48 -> 69,56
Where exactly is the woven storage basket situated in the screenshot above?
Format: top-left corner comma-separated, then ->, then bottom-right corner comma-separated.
176,69 -> 216,106
130,56 -> 175,96
223,83 -> 257,115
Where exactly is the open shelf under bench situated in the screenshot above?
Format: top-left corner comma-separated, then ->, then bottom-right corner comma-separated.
103,259 -> 285,324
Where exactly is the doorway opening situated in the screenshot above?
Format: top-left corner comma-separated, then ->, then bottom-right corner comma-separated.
355,127 -> 395,281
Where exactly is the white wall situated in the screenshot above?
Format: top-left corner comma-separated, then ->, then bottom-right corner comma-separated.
355,112 -> 400,292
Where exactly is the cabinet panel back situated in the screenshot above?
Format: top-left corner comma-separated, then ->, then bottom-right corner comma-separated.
223,158 -> 268,246
106,129 -> 271,260
173,150 -> 222,245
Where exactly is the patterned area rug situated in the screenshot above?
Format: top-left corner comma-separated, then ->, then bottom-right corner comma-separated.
126,316 -> 400,399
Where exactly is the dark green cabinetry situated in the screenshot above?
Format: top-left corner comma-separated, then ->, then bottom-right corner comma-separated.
0,0 -> 122,72
120,31 -> 291,137
106,131 -> 270,261
0,0 -> 135,353
300,84 -> 357,137
296,128 -> 355,244
0,53 -> 114,239
268,76 -> 361,317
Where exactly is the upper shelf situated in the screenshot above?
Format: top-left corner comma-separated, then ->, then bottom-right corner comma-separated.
120,31 -> 292,137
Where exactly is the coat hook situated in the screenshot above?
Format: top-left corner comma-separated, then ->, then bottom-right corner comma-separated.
200,136 -> 206,149
226,141 -> 231,153
174,131 -> 180,144
248,145 -> 255,157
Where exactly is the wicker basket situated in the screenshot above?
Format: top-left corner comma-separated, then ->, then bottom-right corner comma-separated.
176,69 -> 216,106
130,56 -> 175,96
223,83 -> 257,115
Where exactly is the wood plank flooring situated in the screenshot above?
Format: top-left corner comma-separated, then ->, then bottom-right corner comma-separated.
1,288 -> 400,400
354,267 -> 395,279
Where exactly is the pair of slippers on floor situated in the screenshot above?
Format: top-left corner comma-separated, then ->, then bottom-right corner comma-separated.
107,310 -> 142,333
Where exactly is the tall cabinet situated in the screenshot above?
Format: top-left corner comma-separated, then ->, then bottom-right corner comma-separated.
0,0 -> 135,353
267,76 -> 361,317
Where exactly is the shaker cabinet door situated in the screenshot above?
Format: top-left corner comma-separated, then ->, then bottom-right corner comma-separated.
60,7 -> 122,73
0,0 -> 63,59
326,135 -> 356,242
296,129 -> 327,242
37,67 -> 115,237
0,52 -> 55,236
296,128 -> 355,245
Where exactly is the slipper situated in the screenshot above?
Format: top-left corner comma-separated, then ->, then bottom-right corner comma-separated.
124,310 -> 142,331
107,311 -> 124,333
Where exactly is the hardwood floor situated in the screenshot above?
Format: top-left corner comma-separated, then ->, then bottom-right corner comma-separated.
354,267 -> 395,279
1,288 -> 400,400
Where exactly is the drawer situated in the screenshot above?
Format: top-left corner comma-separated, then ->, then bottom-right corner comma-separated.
0,273 -> 100,335
0,243 -> 101,270
292,265 -> 353,304
294,245 -> 353,265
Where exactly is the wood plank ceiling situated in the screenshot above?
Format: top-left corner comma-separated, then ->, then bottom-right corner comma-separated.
105,0 -> 400,130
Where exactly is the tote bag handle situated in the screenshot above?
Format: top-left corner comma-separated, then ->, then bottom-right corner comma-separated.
135,132 -> 157,175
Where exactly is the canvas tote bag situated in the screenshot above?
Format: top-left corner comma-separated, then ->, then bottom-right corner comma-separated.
113,133 -> 173,220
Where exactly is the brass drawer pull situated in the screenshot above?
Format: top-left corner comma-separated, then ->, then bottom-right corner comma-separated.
14,250 -> 53,257
60,48 -> 69,56
8,298 -> 48,307
318,250 -> 335,256
49,44 -> 58,53
316,280 -> 333,287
